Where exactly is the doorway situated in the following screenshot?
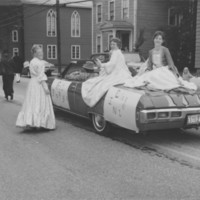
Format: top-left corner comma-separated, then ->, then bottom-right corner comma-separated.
120,32 -> 130,51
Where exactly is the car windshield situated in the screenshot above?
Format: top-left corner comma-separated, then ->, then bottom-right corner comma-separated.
123,53 -> 141,63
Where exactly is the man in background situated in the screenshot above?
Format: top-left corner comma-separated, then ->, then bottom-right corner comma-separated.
12,55 -> 23,83
0,50 -> 15,100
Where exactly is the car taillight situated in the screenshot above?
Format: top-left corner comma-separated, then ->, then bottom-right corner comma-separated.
158,112 -> 169,118
171,111 -> 182,117
147,112 -> 156,119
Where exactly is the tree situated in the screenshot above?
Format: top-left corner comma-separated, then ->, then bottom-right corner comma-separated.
160,0 -> 197,72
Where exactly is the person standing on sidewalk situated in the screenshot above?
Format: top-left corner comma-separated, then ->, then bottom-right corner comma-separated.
12,55 -> 23,83
0,50 -> 15,100
16,45 -> 56,130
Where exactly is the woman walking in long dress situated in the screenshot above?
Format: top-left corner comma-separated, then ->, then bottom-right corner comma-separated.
82,38 -> 132,107
16,45 -> 56,130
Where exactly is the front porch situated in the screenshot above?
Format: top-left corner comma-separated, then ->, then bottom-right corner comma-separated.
100,20 -> 133,52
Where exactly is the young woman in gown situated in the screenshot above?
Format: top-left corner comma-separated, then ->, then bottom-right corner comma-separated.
82,38 -> 132,107
16,45 -> 56,130
124,31 -> 197,91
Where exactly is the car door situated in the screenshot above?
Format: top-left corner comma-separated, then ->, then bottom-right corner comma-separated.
51,78 -> 74,110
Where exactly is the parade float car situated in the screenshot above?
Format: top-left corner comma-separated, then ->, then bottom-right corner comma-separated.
90,52 -> 145,74
47,54 -> 200,135
22,60 -> 56,77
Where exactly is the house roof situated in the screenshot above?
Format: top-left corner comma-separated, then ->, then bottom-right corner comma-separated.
100,21 -> 133,31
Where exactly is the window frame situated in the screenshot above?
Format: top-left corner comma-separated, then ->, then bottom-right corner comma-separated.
96,3 -> 103,23
13,48 -> 19,57
47,44 -> 57,60
96,34 -> 102,53
168,7 -> 178,26
46,9 -> 57,37
71,45 -> 81,60
121,0 -> 129,19
71,10 -> 81,38
108,33 -> 113,51
108,0 -> 115,21
12,30 -> 18,42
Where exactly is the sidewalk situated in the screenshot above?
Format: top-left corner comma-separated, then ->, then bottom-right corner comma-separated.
0,77 -> 29,105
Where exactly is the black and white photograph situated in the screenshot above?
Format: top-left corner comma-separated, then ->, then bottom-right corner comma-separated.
0,0 -> 200,199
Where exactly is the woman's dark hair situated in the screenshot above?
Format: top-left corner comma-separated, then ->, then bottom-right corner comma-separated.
153,31 -> 165,44
110,38 -> 122,49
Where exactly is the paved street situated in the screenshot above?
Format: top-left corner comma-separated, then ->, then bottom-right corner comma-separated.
0,77 -> 200,200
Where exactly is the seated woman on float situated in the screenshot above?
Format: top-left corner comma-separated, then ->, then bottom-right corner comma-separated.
124,31 -> 197,91
81,38 -> 131,107
145,31 -> 179,75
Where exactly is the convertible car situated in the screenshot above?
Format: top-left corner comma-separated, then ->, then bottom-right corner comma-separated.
48,54 -> 200,135
22,60 -> 56,77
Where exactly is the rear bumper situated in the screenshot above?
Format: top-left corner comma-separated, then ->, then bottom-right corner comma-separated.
138,107 -> 200,131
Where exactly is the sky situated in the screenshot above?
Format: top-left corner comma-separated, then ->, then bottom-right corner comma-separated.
20,0 -> 92,7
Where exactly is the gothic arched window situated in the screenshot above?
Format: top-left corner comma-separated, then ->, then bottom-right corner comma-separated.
47,9 -> 57,37
71,11 -> 80,37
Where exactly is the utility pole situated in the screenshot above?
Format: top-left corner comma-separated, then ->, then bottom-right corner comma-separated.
56,0 -> 61,74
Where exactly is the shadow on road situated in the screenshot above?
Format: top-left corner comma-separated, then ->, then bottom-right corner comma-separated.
54,108 -> 200,169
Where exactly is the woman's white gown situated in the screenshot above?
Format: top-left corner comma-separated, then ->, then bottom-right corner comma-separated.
124,55 -> 197,91
16,57 -> 56,129
82,49 -> 132,107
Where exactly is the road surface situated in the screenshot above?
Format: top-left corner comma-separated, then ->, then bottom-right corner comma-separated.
0,77 -> 200,200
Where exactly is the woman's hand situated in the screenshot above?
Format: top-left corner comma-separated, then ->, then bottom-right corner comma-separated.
42,81 -> 50,95
94,58 -> 102,68
44,87 -> 50,95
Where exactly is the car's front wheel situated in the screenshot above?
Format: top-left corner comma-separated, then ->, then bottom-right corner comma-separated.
91,114 -> 110,135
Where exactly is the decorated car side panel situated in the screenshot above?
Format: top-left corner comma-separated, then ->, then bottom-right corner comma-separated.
51,78 -> 74,110
104,86 -> 144,133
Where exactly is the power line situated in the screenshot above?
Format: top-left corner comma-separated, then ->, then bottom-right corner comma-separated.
65,0 -> 92,4
0,4 -> 55,29
0,0 -> 52,25
0,0 -> 92,29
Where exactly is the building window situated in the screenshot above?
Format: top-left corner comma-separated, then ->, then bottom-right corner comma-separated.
121,0 -> 129,19
13,48 -> 19,56
108,33 -> 113,50
12,30 -> 18,42
96,35 -> 102,53
71,45 -> 80,59
109,0 -> 115,21
168,7 -> 183,26
71,11 -> 80,37
47,45 -> 57,59
47,9 -> 57,37
96,3 -> 102,23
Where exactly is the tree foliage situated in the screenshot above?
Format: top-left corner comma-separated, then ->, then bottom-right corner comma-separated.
162,0 -> 197,72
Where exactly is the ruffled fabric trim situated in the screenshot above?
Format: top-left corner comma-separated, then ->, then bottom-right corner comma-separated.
16,111 -> 56,130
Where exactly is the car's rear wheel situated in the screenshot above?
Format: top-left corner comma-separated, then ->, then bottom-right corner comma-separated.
91,114 -> 110,135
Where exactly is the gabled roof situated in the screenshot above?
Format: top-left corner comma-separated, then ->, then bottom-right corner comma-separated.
100,20 -> 133,30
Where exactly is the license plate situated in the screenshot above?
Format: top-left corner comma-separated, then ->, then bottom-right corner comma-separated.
187,114 -> 200,125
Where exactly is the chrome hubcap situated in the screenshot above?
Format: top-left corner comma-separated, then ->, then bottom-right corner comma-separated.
94,115 -> 105,129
